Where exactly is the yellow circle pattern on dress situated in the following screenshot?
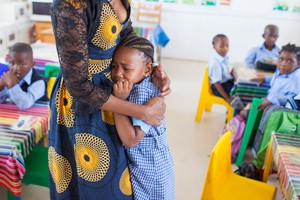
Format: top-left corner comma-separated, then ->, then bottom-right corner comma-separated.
88,58 -> 112,76
48,146 -> 72,193
119,167 -> 132,196
92,3 -> 122,50
101,110 -> 115,125
74,133 -> 110,182
104,71 -> 112,82
56,79 -> 75,128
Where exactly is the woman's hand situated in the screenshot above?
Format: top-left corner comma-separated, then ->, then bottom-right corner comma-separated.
152,64 -> 171,97
113,79 -> 133,100
144,96 -> 166,126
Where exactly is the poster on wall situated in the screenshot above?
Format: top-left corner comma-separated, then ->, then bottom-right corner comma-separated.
182,0 -> 197,5
219,0 -> 231,6
292,1 -> 300,12
201,0 -> 216,6
272,0 -> 300,13
164,0 -> 177,3
145,0 -> 160,2
273,0 -> 289,11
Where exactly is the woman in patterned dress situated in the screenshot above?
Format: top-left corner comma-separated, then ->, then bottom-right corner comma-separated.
49,0 -> 170,199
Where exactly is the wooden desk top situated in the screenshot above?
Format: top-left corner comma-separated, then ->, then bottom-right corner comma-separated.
234,64 -> 274,82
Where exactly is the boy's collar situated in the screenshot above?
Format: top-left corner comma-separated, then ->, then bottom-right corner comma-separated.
22,69 -> 33,85
213,50 -> 228,62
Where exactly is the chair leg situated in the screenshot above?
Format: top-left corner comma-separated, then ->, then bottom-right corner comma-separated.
7,190 -> 21,200
226,107 -> 234,123
195,98 -> 205,122
204,102 -> 212,111
262,135 -> 274,182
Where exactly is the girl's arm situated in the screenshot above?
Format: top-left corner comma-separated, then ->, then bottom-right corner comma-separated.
213,82 -> 232,104
102,95 -> 164,126
113,112 -> 145,148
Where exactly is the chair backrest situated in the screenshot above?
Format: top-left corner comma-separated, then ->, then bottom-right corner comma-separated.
47,77 -> 56,98
203,67 -> 214,96
136,2 -> 162,25
201,131 -> 232,199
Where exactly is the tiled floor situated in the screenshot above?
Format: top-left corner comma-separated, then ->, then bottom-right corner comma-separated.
0,58 -> 282,199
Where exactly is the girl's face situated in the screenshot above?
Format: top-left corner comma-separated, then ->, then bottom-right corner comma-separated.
111,46 -> 152,84
277,51 -> 299,75
213,37 -> 229,57
8,51 -> 34,81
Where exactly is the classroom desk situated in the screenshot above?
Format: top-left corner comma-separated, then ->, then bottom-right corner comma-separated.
0,102 -> 49,197
265,133 -> 300,200
230,64 -> 274,105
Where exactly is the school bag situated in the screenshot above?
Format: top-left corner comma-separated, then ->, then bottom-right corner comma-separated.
223,114 -> 245,163
252,105 -> 300,167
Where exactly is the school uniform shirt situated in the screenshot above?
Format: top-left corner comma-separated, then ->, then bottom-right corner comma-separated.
126,76 -> 175,200
245,43 -> 280,65
0,69 -> 46,110
208,51 -> 233,84
264,67 -> 300,106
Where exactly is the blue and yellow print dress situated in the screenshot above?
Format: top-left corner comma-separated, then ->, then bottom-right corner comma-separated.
49,0 -> 134,199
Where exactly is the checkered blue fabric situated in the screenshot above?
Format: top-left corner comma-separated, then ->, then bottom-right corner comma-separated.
127,76 -> 175,200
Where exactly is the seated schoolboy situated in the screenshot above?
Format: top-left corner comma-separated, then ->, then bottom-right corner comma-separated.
208,34 -> 234,104
241,43 -> 300,118
245,24 -> 280,66
0,43 -> 48,110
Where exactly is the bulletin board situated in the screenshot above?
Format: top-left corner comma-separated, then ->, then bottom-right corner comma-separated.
135,0 -> 300,21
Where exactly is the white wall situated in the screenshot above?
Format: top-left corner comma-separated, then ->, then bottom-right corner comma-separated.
133,0 -> 300,63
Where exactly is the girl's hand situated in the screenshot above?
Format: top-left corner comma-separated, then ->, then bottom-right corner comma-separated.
250,75 -> 265,86
113,79 -> 133,100
144,96 -> 165,126
257,99 -> 272,111
152,64 -> 171,97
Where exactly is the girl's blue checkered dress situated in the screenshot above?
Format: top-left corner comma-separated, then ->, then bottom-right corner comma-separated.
126,76 -> 175,200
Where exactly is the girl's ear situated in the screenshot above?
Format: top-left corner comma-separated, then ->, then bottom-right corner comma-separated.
144,62 -> 153,77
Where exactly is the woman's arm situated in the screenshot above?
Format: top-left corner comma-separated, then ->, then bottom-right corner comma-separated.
51,0 -> 111,114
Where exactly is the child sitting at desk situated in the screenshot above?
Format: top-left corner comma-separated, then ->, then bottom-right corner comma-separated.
0,43 -> 48,110
208,34 -> 234,104
241,43 -> 300,117
245,24 -> 280,66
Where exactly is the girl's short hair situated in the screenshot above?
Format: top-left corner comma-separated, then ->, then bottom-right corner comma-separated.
118,35 -> 154,62
280,43 -> 300,61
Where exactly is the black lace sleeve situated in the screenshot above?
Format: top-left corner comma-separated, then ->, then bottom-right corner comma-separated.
51,0 -> 111,114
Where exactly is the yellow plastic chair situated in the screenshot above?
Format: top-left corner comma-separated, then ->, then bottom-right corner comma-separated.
47,77 -> 56,98
200,131 -> 277,200
262,131 -> 275,183
195,67 -> 234,123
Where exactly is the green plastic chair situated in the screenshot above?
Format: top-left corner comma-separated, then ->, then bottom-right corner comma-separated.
44,63 -> 60,77
7,145 -> 49,200
235,98 -> 264,166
